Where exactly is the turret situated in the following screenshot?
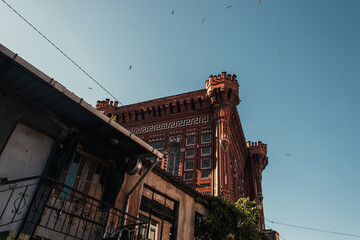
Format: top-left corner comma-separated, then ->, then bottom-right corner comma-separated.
205,72 -> 240,106
247,141 -> 268,230
247,141 -> 268,170
207,72 -> 240,199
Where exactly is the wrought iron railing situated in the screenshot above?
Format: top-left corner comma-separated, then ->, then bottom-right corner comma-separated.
0,176 -> 147,240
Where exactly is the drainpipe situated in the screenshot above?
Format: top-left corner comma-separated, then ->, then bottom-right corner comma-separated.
104,120 -> 164,233
122,156 -> 162,226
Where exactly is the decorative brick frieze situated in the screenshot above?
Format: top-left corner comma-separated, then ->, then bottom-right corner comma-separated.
129,115 -> 211,135
96,72 -> 269,230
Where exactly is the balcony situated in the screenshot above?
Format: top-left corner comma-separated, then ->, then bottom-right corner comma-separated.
0,176 -> 146,240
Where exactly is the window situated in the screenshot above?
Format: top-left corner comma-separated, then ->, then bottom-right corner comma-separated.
61,153 -> 82,198
201,134 -> 211,144
150,141 -> 164,150
194,212 -> 204,238
168,146 -> 180,176
201,171 -> 211,179
201,158 -> 211,169
184,160 -> 194,171
186,136 -> 195,146
185,149 -> 195,158
138,216 -> 159,240
201,147 -> 211,156
184,172 -> 194,180
139,186 -> 178,240
61,151 -> 110,200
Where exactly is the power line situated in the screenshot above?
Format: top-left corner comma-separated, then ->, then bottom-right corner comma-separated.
1,0 -> 124,106
265,218 -> 360,238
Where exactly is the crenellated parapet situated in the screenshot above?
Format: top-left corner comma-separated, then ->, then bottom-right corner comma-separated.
247,141 -> 267,156
246,141 -> 268,230
96,98 -> 119,108
96,90 -> 211,125
205,72 -> 240,106
247,141 -> 268,170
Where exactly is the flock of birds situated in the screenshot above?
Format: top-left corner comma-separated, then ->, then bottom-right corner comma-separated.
87,0 -> 277,91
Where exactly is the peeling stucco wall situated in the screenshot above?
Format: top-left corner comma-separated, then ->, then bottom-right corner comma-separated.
115,166 -> 208,240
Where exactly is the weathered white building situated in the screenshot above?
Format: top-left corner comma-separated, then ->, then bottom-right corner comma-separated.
0,44 -> 207,240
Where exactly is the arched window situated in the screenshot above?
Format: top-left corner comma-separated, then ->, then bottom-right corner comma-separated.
168,146 -> 180,176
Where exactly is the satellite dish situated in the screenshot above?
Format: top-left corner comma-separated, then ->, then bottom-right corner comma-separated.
125,157 -> 142,175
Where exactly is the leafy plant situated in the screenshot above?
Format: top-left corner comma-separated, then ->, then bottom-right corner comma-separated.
195,196 -> 268,240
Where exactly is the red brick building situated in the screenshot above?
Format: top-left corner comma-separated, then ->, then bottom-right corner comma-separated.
96,72 -> 268,229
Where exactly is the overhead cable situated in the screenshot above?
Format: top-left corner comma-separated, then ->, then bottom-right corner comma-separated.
265,223 -> 287,240
266,218 -> 360,238
1,0 -> 124,106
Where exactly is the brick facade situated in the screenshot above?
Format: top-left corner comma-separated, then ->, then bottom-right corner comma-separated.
96,72 -> 268,229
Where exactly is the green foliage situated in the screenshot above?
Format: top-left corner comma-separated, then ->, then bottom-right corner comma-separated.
195,196 -> 268,240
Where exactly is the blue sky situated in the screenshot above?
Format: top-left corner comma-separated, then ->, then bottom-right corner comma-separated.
1,0 -> 360,239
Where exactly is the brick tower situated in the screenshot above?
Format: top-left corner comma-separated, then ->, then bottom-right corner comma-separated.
96,72 -> 268,228
205,72 -> 240,197
246,141 -> 268,230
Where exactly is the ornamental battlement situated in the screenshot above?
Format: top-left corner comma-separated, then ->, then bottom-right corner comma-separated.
96,98 -> 119,108
205,72 -> 240,105
205,72 -> 239,94
95,90 -> 211,124
247,141 -> 267,156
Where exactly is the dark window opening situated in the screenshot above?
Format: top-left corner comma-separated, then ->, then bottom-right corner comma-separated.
227,88 -> 232,100
122,112 -> 126,123
194,212 -> 204,238
201,158 -> 211,169
201,134 -> 211,144
198,98 -> 202,107
200,171 -> 211,179
170,104 -> 174,114
176,102 -> 181,113
135,110 -> 139,121
158,105 -> 162,117
153,106 -> 156,117
191,99 -> 195,110
184,100 -> 188,110
186,136 -> 195,146
141,109 -> 145,120
163,104 -> 167,114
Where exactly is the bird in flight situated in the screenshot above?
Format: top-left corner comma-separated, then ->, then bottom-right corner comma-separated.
201,18 -> 206,24
129,65 -> 132,70
87,87 -> 92,90
171,10 -> 174,15
258,0 -> 262,5
285,154 -> 291,156
274,52 -> 280,55
226,5 -> 232,9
